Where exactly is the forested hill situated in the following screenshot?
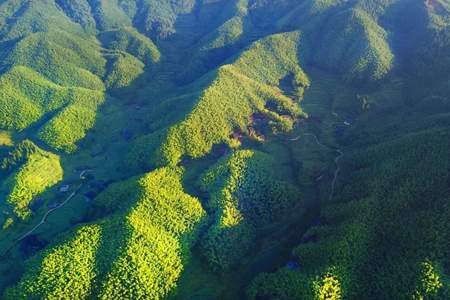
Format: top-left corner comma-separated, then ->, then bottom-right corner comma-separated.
0,0 -> 450,299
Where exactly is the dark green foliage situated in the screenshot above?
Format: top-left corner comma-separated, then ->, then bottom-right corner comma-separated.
200,150 -> 301,270
99,27 -> 160,65
104,52 -> 145,89
126,128 -> 167,171
0,140 -> 39,173
134,0 -> 196,38
249,128 -> 450,299
248,267 -> 345,300
87,0 -> 133,30
258,0 -> 395,83
1,0 -> 450,298
56,0 -> 97,30
312,8 -> 394,82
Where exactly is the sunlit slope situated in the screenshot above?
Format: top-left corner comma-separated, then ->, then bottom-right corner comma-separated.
4,225 -> 101,300
158,31 -> 309,165
0,0 -> 85,40
0,2 -> 108,153
5,167 -> 205,299
5,29 -> 105,89
0,67 -> 70,131
0,66 -> 105,152
0,2 -> 161,153
0,141 -> 62,221
0,0 -> 450,299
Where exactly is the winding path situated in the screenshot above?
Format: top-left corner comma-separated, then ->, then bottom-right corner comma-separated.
3,170 -> 91,255
289,114 -> 348,201
15,185 -> 82,242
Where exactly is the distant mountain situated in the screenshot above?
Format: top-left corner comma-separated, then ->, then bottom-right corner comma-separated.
0,0 -> 449,299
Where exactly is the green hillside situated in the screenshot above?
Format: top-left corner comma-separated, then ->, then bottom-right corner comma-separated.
0,0 -> 449,299
0,140 -> 62,221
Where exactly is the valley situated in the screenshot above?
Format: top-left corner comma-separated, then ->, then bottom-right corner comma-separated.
0,0 -> 449,299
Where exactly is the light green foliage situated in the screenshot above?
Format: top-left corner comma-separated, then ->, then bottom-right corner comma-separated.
313,268 -> 342,300
0,6 -> 107,157
200,150 -> 301,270
2,217 -> 14,230
0,140 -> 39,172
2,0 -> 450,298
0,66 -> 69,130
7,167 -> 205,299
130,167 -> 205,241
413,260 -> 445,300
201,16 -> 245,51
0,131 -> 12,146
99,223 -> 183,300
7,29 -> 105,90
0,0 -> 84,40
5,225 -> 102,300
234,31 -> 309,88
99,167 -> 205,299
160,32 -> 307,165
104,52 -> 145,89
2,141 -> 62,219
38,90 -> 105,152
99,27 -> 161,64
0,67 -> 104,150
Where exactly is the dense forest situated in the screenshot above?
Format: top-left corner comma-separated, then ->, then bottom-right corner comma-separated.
0,0 -> 449,299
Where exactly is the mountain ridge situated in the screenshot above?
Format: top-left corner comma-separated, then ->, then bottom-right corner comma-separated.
0,0 -> 449,299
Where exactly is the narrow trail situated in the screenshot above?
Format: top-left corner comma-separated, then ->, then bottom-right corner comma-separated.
15,185 -> 82,243
2,170 -> 91,255
289,114 -> 348,201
